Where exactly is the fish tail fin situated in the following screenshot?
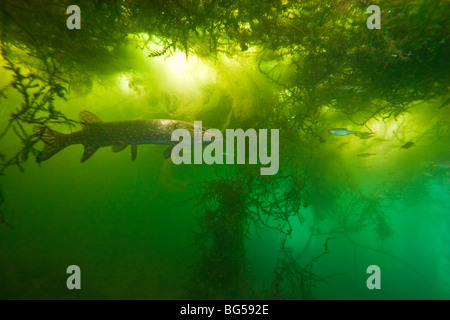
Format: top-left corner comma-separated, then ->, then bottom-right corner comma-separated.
33,125 -> 67,162
354,131 -> 375,139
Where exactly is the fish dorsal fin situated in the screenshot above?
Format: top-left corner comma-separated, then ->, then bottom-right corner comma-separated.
112,142 -> 128,153
81,146 -> 99,163
131,145 -> 137,161
80,110 -> 102,127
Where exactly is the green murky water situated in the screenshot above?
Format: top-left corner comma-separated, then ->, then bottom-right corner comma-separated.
0,1 -> 449,299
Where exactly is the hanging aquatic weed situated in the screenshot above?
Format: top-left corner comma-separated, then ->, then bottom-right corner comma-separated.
0,44 -> 78,227
190,168 -> 334,299
314,186 -> 396,242
246,174 -> 333,299
269,236 -> 332,300
189,175 -> 251,299
147,40 -> 177,58
246,173 -> 306,235
0,44 -> 76,174
255,0 -> 449,131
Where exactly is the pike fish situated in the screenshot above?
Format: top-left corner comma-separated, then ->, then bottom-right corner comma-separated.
34,110 -> 216,162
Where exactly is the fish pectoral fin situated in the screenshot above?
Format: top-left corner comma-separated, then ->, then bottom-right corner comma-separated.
163,146 -> 174,160
81,146 -> 99,163
80,110 -> 103,128
112,141 -> 129,153
131,145 -> 137,161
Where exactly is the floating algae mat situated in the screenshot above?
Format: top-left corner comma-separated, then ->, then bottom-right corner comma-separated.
0,1 -> 449,300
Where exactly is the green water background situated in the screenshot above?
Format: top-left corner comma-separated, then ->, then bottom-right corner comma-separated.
0,0 -> 449,299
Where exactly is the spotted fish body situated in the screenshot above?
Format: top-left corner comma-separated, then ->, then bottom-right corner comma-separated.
34,110 -> 213,162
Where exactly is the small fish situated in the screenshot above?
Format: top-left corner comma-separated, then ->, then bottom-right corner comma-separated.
357,153 -> 377,158
400,141 -> 414,149
329,128 -> 356,136
337,85 -> 364,93
329,128 -> 374,139
374,138 -> 390,142
240,43 -> 249,51
422,172 -> 434,178
430,163 -> 450,169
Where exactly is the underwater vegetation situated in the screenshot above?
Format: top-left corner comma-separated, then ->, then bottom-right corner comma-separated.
0,0 -> 449,299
